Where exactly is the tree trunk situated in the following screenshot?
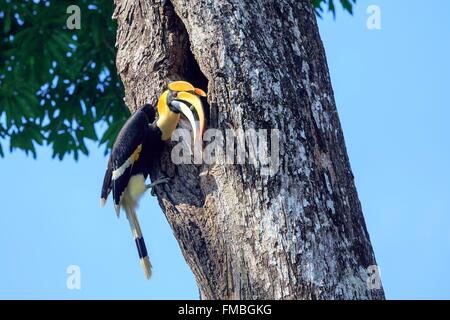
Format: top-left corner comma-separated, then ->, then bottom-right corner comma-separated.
113,0 -> 385,300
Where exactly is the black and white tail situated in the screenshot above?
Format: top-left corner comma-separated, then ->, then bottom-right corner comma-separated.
124,205 -> 152,279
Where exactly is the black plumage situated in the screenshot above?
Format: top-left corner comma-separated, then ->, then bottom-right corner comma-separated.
99,81 -> 206,279
100,104 -> 161,209
100,103 -> 160,279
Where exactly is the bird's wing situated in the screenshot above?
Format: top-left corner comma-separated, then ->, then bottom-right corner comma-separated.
110,109 -> 151,214
100,156 -> 113,207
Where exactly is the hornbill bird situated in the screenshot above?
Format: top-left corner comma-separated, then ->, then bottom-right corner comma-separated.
100,81 -> 206,279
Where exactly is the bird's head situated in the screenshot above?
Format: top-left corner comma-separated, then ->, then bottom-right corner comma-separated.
156,81 -> 206,142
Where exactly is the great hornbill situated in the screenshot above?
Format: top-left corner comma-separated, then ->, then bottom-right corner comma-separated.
100,81 -> 206,279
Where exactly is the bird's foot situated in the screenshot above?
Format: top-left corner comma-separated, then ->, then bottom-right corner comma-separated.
146,177 -> 171,196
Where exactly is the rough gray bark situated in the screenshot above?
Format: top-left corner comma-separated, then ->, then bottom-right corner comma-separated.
113,0 -> 385,299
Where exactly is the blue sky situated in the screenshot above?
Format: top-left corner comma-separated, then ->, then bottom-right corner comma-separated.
0,0 -> 449,299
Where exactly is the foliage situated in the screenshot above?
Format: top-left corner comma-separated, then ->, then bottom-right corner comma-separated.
313,0 -> 357,17
0,0 -> 128,160
0,0 -> 354,160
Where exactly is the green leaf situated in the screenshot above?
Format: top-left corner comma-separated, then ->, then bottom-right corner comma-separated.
9,130 -> 37,158
84,124 -> 98,141
312,0 -> 356,17
27,124 -> 44,145
79,138 -> 89,156
340,0 -> 355,14
3,9 -> 11,33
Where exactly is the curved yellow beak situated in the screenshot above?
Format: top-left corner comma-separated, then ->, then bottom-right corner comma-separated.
194,88 -> 207,97
177,91 -> 205,142
169,81 -> 207,98
177,101 -> 198,144
168,81 -> 206,144
168,81 -> 196,92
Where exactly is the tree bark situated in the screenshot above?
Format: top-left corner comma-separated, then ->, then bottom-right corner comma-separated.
113,0 -> 385,299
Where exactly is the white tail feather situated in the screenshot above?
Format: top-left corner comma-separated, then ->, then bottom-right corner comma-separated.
125,205 -> 152,279
141,257 -> 152,279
